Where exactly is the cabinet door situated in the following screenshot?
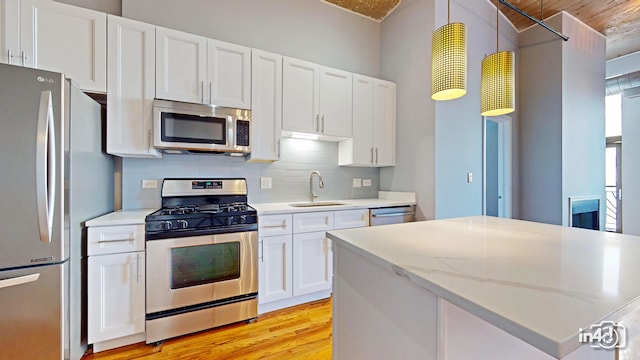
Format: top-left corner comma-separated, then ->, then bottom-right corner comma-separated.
351,74 -> 376,165
319,66 -> 352,137
293,231 -> 332,296
373,79 -> 396,166
207,39 -> 251,109
88,252 -> 145,344
0,0 -> 20,65
249,49 -> 282,162
156,26 -> 206,103
334,209 -> 369,229
258,235 -> 293,304
259,213 -> 292,237
107,15 -> 160,158
282,56 -> 319,134
20,0 -> 106,92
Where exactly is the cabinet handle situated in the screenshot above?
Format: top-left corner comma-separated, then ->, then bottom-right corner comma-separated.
260,240 -> 264,262
315,114 -> 319,132
201,80 -> 204,103
97,238 -> 135,244
21,51 -> 25,66
137,253 -> 142,283
321,115 -> 325,133
147,129 -> 152,149
6,49 -> 11,63
209,81 -> 212,104
375,148 -> 379,164
371,147 -> 374,164
277,139 -> 281,158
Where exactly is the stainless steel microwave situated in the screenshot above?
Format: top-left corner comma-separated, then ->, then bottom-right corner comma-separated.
153,99 -> 251,155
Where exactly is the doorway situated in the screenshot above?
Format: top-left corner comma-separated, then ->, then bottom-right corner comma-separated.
483,116 -> 512,218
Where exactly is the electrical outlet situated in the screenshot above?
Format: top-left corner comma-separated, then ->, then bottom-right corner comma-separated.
142,179 -> 158,189
363,179 -> 372,187
467,172 -> 473,183
353,178 -> 362,188
260,177 -> 272,189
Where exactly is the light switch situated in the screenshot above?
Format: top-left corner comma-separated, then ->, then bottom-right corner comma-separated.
467,172 -> 473,183
260,177 -> 272,189
353,178 -> 362,188
363,179 -> 372,187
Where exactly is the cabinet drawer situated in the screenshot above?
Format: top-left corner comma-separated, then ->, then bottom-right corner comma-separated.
88,225 -> 145,256
293,212 -> 334,234
334,209 -> 369,229
259,214 -> 293,236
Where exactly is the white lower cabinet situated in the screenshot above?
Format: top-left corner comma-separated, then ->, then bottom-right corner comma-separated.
87,224 -> 146,352
293,231 -> 332,296
258,208 -> 367,314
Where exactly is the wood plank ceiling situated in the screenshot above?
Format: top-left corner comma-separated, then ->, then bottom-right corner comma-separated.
323,0 -> 640,60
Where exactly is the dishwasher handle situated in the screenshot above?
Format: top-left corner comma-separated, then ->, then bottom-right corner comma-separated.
371,212 -> 416,218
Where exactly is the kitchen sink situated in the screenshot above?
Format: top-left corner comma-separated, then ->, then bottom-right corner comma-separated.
289,201 -> 345,207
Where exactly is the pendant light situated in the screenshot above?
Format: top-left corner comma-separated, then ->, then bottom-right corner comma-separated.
480,0 -> 515,116
431,0 -> 467,101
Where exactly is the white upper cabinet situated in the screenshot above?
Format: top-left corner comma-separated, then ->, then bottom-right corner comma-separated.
107,15 -> 160,158
155,26 -> 207,104
282,56 -> 319,134
282,56 -> 353,139
156,27 -> 251,108
319,66 -> 352,137
207,39 -> 251,109
19,0 -> 106,92
0,0 -> 20,65
249,49 -> 282,162
339,74 -> 396,167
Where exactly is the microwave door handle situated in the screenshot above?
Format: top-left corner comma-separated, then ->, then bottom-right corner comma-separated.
36,91 -> 56,243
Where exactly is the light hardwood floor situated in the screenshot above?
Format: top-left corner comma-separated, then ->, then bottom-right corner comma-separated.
81,298 -> 332,360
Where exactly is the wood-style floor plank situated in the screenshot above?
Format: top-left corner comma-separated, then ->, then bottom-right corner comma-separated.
81,298 -> 332,360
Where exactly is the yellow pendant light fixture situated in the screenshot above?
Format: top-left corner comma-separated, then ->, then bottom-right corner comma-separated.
481,0 -> 515,116
431,0 -> 467,101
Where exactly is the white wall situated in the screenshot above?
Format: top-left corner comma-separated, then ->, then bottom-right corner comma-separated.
621,97 -> 640,236
380,0 -> 519,220
55,0 -> 121,15
379,0 -> 436,220
519,12 -> 606,227
561,13 -> 606,228
606,50 -> 640,78
122,0 -> 381,77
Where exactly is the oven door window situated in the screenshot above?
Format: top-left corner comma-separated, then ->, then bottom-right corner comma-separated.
161,112 -> 226,144
170,242 -> 240,289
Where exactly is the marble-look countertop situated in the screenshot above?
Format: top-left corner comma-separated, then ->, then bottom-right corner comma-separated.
326,216 -> 640,358
251,191 -> 416,215
85,209 -> 157,227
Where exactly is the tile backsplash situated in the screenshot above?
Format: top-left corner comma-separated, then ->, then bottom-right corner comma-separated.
122,138 -> 380,209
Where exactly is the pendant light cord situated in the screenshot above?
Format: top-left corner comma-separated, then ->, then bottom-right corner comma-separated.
448,0 -> 451,24
540,0 -> 544,21
496,0 -> 499,52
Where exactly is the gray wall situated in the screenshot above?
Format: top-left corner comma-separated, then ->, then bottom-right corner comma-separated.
485,120 -> 499,216
519,12 -> 606,227
380,0 -> 519,220
123,138 -> 379,209
122,0 -> 381,77
55,0 -> 121,15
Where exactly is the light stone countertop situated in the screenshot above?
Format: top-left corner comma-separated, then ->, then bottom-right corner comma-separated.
326,216 -> 640,358
251,191 -> 416,215
85,208 -> 157,227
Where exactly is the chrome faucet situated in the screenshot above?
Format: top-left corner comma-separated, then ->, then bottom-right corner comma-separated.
309,170 -> 325,202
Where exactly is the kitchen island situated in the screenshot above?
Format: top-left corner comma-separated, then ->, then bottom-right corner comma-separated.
326,216 -> 640,360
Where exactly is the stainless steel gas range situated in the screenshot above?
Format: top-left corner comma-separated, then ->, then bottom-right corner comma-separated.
144,178 -> 258,343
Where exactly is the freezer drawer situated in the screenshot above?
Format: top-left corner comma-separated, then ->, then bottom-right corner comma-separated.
0,262 -> 68,360
369,206 -> 416,226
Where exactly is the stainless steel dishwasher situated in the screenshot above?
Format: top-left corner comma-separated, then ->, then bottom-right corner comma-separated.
369,205 -> 416,226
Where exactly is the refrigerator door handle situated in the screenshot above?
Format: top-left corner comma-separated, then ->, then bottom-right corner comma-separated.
36,91 -> 56,243
0,273 -> 40,290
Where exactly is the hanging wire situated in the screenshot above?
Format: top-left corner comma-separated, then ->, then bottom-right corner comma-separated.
448,0 -> 451,24
496,0 -> 499,52
540,0 -> 544,21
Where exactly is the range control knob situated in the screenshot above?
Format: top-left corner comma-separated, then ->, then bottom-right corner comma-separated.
178,220 -> 189,229
163,221 -> 173,230
239,215 -> 247,224
227,216 -> 235,226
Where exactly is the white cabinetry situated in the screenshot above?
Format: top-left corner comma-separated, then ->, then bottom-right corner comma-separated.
258,208 -> 369,314
339,74 -> 396,167
87,224 -> 145,352
282,56 -> 352,139
107,15 -> 160,158
259,214 -> 293,304
156,27 -> 251,108
248,49 -> 282,162
17,0 -> 106,92
0,0 -> 19,65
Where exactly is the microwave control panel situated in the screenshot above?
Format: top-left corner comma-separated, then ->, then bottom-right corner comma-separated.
236,120 -> 250,147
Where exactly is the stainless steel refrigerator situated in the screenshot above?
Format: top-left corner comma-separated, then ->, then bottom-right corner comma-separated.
0,63 -> 114,359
